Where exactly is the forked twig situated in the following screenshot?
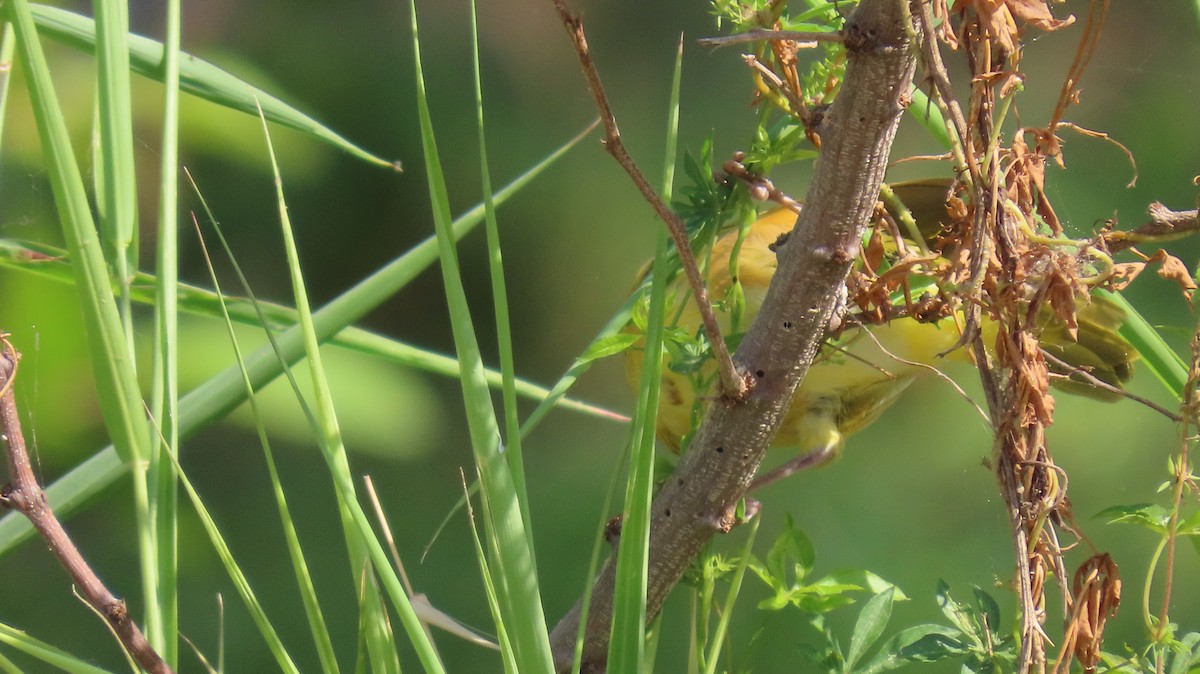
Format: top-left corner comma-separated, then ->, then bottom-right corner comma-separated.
0,336 -> 174,674
550,0 -> 749,401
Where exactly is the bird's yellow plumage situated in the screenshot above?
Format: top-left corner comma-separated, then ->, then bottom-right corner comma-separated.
626,183 -> 1136,486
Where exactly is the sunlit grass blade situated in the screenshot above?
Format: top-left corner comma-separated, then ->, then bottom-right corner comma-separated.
8,0 -> 149,474
461,475 -> 520,673
145,0 -> 182,664
470,0 -> 532,542
193,222 -> 340,674
568,426 -> 634,674
410,0 -> 552,669
0,123 -> 593,557
29,3 -> 397,169
92,0 -> 138,323
608,37 -> 683,674
520,295 -> 638,436
0,622 -> 117,674
0,240 -> 623,423
1098,289 -> 1187,398
253,100 -> 411,674
157,436 -> 303,674
7,0 -> 156,633
701,519 -> 758,674
0,21 -> 15,152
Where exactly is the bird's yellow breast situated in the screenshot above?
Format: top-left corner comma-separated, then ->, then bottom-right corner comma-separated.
628,206 -> 963,460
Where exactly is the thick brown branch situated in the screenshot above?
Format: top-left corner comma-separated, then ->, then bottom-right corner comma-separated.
549,1 -> 917,670
550,0 -> 748,400
0,337 -> 174,674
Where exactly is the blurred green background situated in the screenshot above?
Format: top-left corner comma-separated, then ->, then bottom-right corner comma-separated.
1,0 -> 1198,671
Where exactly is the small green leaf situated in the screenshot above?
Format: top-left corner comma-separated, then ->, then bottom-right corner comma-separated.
860,625 -> 965,674
1166,632 -> 1200,674
767,514 -> 815,582
1174,509 -> 1200,536
577,333 -> 642,364
846,586 -> 896,671
971,587 -> 1001,639
897,631 -> 968,663
1096,503 -> 1172,533
935,581 -> 975,637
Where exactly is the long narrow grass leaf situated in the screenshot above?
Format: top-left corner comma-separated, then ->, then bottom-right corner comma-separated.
0,622 -> 117,674
470,0 -> 534,543
145,0 -> 182,663
0,125 -> 592,556
461,477 -> 520,673
195,224 -> 340,674
92,0 -> 138,316
254,101 -> 410,674
608,39 -> 683,673
28,3 -> 397,169
0,22 -> 16,153
0,240 -> 624,423
8,0 -> 149,470
701,518 -> 759,674
410,0 -> 552,669
161,441 -> 302,673
1098,289 -> 1187,398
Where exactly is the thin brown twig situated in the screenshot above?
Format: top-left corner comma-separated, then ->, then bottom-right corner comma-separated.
697,28 -> 844,49
0,336 -> 174,674
860,324 -> 992,425
1040,349 -> 1181,423
550,0 -> 748,400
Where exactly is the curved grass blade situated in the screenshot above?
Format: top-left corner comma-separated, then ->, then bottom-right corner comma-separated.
146,0 -> 182,663
0,622 -> 118,674
0,22 -> 16,153
607,38 -> 683,674
0,240 -> 623,423
0,124 -> 595,557
29,3 -> 397,169
410,0 -> 552,668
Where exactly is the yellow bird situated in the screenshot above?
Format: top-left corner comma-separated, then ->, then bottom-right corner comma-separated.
626,182 -> 1136,488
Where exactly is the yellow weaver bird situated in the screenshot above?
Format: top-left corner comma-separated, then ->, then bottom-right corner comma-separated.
626,181 -> 1136,488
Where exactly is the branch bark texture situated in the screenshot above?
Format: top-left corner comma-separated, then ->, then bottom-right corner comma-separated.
0,340 -> 174,674
549,1 -> 917,670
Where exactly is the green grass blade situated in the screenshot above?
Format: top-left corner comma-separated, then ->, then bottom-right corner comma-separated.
146,0 -> 182,663
0,241 -> 624,423
0,21 -> 15,153
701,518 -> 759,674
462,481 -> 520,673
195,228 -> 341,674
1098,289 -> 1187,398
409,0 -> 552,669
469,0 -> 533,544
92,0 -> 138,305
520,294 -> 638,437
608,38 -> 683,673
8,0 -> 150,470
0,623 -> 118,674
164,447 -> 303,673
0,124 -> 592,557
254,102 -> 409,674
7,1 -> 156,629
28,3 -> 397,169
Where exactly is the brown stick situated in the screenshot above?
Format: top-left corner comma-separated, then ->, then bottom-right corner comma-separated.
549,0 -> 749,401
548,1 -> 917,670
0,336 -> 174,674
